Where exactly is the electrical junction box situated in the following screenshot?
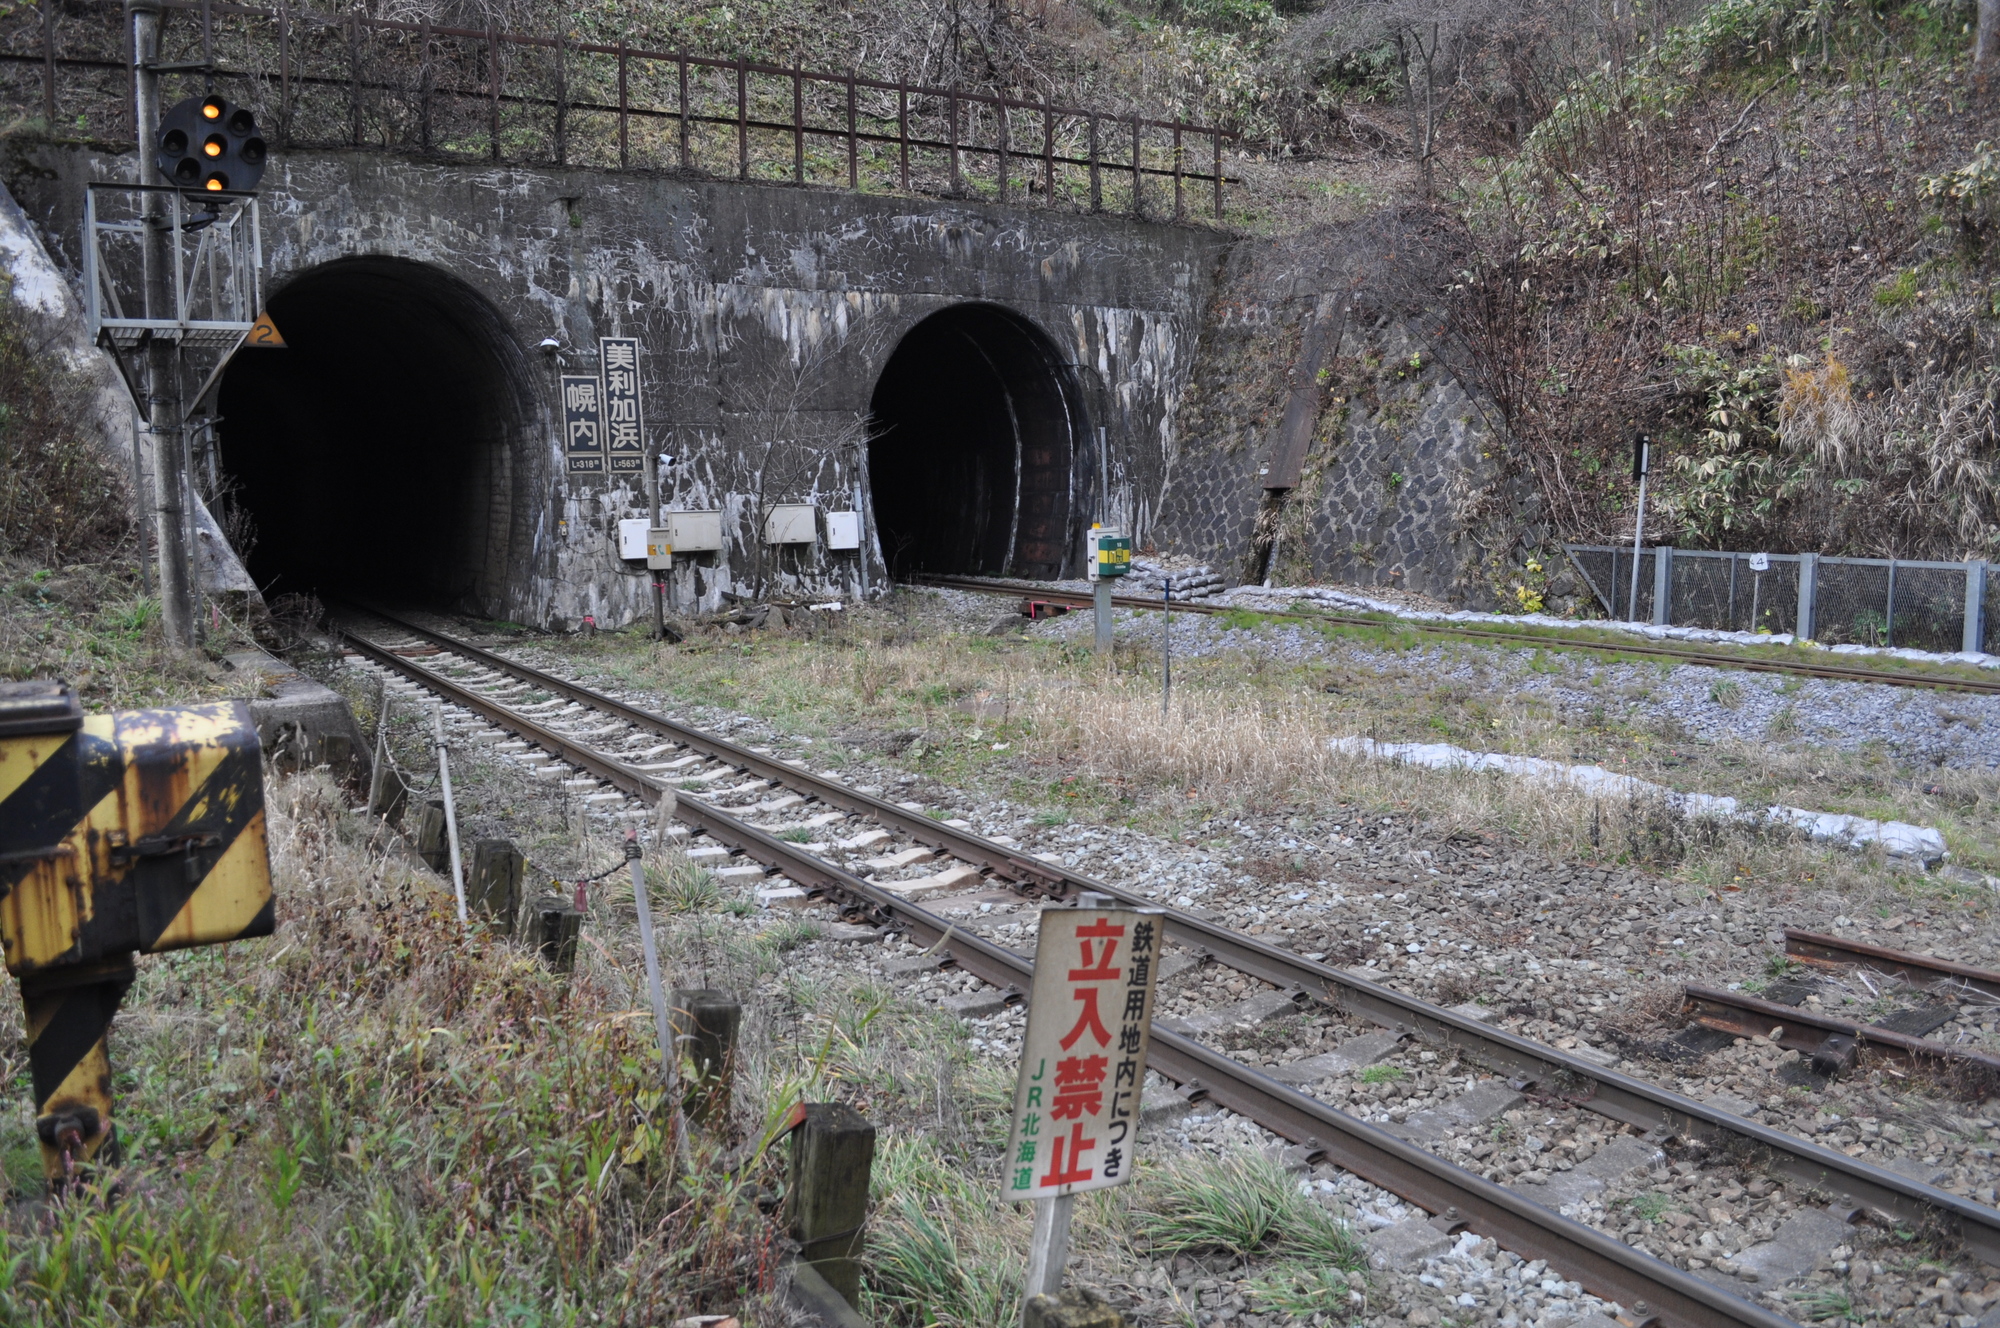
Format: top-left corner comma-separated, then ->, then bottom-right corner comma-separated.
617,518 -> 651,560
825,510 -> 862,551
1085,526 -> 1131,581
646,529 -> 672,570
666,510 -> 724,554
765,503 -> 817,546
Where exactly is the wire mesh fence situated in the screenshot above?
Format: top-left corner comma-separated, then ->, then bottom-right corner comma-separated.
1563,545 -> 1992,655
2,0 -> 1235,220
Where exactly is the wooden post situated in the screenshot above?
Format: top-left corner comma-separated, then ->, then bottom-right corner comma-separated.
534,898 -> 582,973
618,40 -> 629,169
1212,130 -> 1223,219
793,69 -> 804,183
790,1102 -> 876,1306
370,765 -> 411,825
737,57 -> 748,179
469,839 -> 524,935
415,799 -> 448,871
670,987 -> 741,1125
366,681 -> 392,815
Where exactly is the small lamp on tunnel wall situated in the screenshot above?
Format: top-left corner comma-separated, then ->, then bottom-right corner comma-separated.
155,95 -> 266,194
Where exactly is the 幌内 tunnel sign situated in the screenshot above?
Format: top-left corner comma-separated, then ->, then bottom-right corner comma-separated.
599,336 -> 644,475
562,374 -> 605,474
1002,903 -> 1162,1200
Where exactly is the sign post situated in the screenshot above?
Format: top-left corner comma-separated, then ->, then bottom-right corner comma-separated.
1085,525 -> 1130,656
1004,892 -> 1161,1314
600,336 -> 645,476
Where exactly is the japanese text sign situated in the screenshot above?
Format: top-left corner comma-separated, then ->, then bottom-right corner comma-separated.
599,336 -> 645,474
561,374 -> 605,474
1002,904 -> 1162,1200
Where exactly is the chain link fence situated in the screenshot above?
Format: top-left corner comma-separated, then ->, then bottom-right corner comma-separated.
1563,546 -> 1992,655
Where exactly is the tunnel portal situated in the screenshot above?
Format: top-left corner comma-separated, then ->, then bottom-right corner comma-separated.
867,304 -> 1084,580
216,255 -> 534,607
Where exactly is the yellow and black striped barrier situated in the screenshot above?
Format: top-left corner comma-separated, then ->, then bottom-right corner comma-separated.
0,680 -> 274,1187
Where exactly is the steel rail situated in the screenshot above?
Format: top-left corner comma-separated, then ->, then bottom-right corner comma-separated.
338,621 -> 1795,1328
334,606 -> 2000,1266
1785,928 -> 2000,1003
913,575 -> 2000,697
1684,984 -> 2000,1091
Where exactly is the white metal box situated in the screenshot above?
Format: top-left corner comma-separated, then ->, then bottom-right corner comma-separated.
826,510 -> 862,551
617,518 -> 651,560
765,503 -> 817,546
666,510 -> 724,553
646,528 -> 672,570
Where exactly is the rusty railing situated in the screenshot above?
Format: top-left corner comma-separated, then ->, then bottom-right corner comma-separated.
5,0 -> 1235,220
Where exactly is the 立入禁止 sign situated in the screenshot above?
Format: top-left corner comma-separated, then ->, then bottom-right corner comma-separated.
1002,903 -> 1162,1200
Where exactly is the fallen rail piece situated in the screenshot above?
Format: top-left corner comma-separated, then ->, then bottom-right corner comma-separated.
1784,928 -> 2000,1003
1330,738 -> 1946,862
914,575 -> 2000,696
1683,983 -> 2000,1091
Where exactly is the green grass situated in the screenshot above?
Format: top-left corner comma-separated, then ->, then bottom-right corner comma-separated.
1626,1191 -> 1676,1221
1358,1063 -> 1405,1084
1131,1149 -> 1364,1267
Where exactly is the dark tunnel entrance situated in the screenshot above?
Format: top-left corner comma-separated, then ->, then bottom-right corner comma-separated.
216,255 -> 534,607
867,304 -> 1084,579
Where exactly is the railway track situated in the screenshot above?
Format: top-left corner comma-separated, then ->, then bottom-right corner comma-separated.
330,605 -> 2000,1328
914,574 -> 2000,697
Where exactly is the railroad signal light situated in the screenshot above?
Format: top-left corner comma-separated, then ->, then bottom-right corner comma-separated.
155,94 -> 267,194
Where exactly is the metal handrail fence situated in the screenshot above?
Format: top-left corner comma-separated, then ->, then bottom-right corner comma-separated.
1562,544 -> 1995,656
4,0 -> 1236,220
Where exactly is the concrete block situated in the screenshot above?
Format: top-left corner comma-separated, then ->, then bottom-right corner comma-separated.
1140,1086 -> 1192,1127
753,793 -> 806,814
1366,1217 -> 1451,1271
714,864 -> 769,882
1446,1001 -> 1497,1023
863,847 -> 937,871
1703,1093 -> 1761,1120
1509,1137 -> 1660,1211
879,864 -> 982,901
942,990 -> 1010,1018
685,845 -> 732,861
837,830 -> 892,851
1729,1209 -> 1852,1285
1158,951 -> 1200,988
1171,990 -> 1303,1035
1265,1031 -> 1405,1084
1390,1081 -> 1525,1143
1568,1043 -> 1621,1069
882,955 -> 947,978
757,886 -> 812,909
822,924 -> 882,945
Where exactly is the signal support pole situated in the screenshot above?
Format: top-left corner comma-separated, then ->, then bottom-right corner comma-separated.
130,0 -> 196,649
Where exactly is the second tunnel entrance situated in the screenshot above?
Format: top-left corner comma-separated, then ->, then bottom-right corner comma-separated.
867,304 -> 1084,580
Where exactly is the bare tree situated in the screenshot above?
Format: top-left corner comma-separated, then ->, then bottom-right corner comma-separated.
1979,0 -> 2000,107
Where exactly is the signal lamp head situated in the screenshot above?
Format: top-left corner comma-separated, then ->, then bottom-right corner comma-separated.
156,95 -> 266,194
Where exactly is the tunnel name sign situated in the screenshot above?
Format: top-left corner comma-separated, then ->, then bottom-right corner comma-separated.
1002,904 -> 1162,1200
562,374 -> 605,474
600,336 -> 644,475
